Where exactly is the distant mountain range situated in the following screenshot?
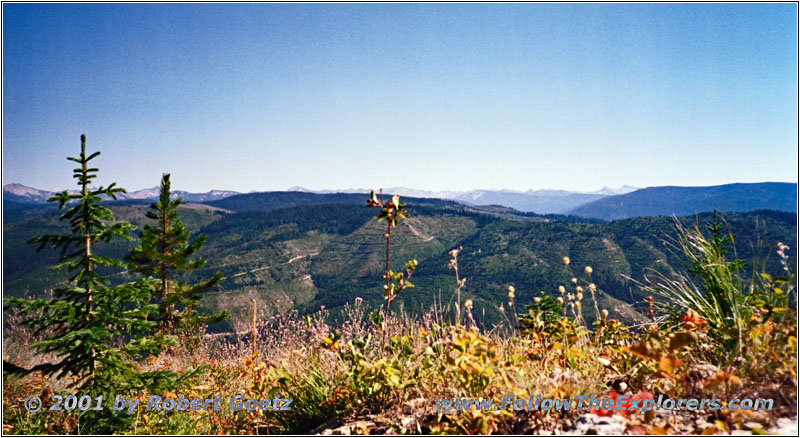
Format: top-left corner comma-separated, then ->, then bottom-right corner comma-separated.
4,183 -> 637,215
566,182 -> 797,220
4,182 -> 797,220
287,185 -> 639,214
3,183 -> 239,204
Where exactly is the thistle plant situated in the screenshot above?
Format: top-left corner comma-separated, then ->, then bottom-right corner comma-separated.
506,285 -> 516,333
367,190 -> 418,346
448,246 -> 466,325
584,265 -> 601,322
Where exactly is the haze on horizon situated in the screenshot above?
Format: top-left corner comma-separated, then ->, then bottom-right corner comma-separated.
2,3 -> 797,194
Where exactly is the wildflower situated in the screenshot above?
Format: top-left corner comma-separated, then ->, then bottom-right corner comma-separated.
557,297 -> 564,305
680,309 -> 708,330
534,297 -> 541,304
576,286 -> 584,293
498,303 -> 505,313
464,299 -> 473,309
602,309 -> 609,319
576,292 -> 583,301
558,285 -> 566,294
589,283 -> 597,292
575,302 -> 581,310
584,266 -> 592,275
562,256 -> 570,265
355,297 -> 363,303
571,277 -> 578,284
507,286 -> 515,300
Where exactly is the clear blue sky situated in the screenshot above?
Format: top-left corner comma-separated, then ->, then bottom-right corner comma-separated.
3,3 -> 797,193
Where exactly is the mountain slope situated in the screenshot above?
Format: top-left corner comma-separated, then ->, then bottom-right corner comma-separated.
566,182 -> 797,220
453,190 -> 608,214
4,193 -> 795,332
3,183 -> 55,203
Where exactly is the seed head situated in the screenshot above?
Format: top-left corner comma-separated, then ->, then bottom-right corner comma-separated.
562,256 -> 570,265
584,266 -> 593,275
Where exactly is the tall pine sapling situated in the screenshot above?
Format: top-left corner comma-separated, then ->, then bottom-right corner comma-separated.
4,135 -> 180,433
126,173 -> 227,342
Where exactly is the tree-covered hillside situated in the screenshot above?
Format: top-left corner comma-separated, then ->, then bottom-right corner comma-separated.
4,194 -> 795,332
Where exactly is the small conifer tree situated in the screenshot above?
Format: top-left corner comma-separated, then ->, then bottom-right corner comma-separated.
4,135 -> 180,433
125,173 -> 227,342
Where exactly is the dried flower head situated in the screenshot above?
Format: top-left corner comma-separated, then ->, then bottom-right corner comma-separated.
464,299 -> 473,309
602,309 -> 609,319
533,297 -> 541,304
558,285 -> 566,294
584,266 -> 593,275
576,292 -> 583,301
571,277 -> 578,284
557,297 -> 564,305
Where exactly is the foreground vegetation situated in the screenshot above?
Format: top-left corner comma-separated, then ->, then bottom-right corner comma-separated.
3,138 -> 797,434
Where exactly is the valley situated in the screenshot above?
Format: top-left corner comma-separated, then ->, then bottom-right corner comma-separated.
4,190 -> 796,332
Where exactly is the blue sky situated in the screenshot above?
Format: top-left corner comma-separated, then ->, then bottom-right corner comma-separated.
2,3 -> 797,193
